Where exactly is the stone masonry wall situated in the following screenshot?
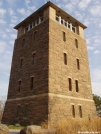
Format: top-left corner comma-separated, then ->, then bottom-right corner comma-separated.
7,19 -> 49,99
2,19 -> 49,125
48,19 -> 96,126
2,95 -> 48,125
49,19 -> 93,99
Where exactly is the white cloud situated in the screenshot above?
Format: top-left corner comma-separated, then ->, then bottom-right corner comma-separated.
0,19 -> 6,25
92,82 -> 101,96
17,8 -> 26,15
84,18 -> 90,26
63,0 -> 68,2
0,82 -> 8,97
9,40 -> 14,45
78,0 -> 91,10
6,0 -> 17,5
95,39 -> 100,44
0,0 -> 3,6
86,39 -> 90,44
8,8 -> 15,15
10,34 -> 17,39
65,3 -> 74,13
0,8 -> 6,16
5,28 -> 12,33
28,6 -> 36,11
91,69 -> 101,82
0,41 -> 6,54
89,5 -> 101,16
0,30 -> 8,39
94,50 -> 100,54
74,11 -> 85,21
25,0 -> 30,5
87,46 -> 94,50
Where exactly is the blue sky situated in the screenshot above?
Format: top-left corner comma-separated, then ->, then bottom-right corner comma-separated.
0,0 -> 101,98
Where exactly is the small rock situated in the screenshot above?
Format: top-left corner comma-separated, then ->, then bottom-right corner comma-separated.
0,124 -> 9,134
15,123 -> 20,127
20,125 -> 41,134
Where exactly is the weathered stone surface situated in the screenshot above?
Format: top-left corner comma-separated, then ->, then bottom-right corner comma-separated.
20,125 -> 41,134
0,124 -> 9,134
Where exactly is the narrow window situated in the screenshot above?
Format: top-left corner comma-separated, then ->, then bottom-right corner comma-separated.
34,31 -> 37,41
56,15 -> 59,22
75,80 -> 79,92
40,16 -> 43,22
65,21 -> 67,27
16,105 -> 20,118
32,52 -> 36,64
68,78 -> 72,91
77,59 -> 80,70
30,23 -> 32,29
64,53 -> 67,65
72,25 -> 76,33
22,38 -> 25,48
18,80 -> 21,93
72,105 -> 75,118
30,77 -> 34,90
63,31 -> 66,42
79,105 -> 82,118
68,22 -> 71,29
20,58 -> 23,69
75,39 -> 78,48
24,104 -> 29,118
25,26 -> 29,33
33,22 -> 35,27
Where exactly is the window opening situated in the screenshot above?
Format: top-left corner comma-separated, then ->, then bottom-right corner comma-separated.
75,80 -> 79,92
56,15 -> 59,22
68,22 -> 71,29
30,23 -> 32,29
22,38 -> 25,48
77,59 -> 80,70
32,52 -> 36,64
18,80 -> 21,93
72,105 -> 75,118
61,18 -> 64,25
64,53 -> 67,65
79,105 -> 82,118
30,77 -> 34,90
75,39 -> 78,48
63,31 -> 66,42
72,25 -> 76,33
40,16 -> 43,22
68,78 -> 72,91
25,26 -> 29,32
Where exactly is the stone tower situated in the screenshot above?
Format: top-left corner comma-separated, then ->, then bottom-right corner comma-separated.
2,1 -> 96,126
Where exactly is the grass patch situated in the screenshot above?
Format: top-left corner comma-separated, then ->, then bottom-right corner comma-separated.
8,125 -> 25,130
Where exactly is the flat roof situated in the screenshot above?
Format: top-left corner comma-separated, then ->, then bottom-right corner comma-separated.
14,1 -> 87,29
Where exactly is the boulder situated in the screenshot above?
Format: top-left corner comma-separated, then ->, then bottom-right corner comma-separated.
20,125 -> 41,134
0,124 -> 9,134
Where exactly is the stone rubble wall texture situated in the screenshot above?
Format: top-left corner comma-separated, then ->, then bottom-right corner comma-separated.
2,19 -> 49,125
48,18 -> 96,126
2,5 -> 96,127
